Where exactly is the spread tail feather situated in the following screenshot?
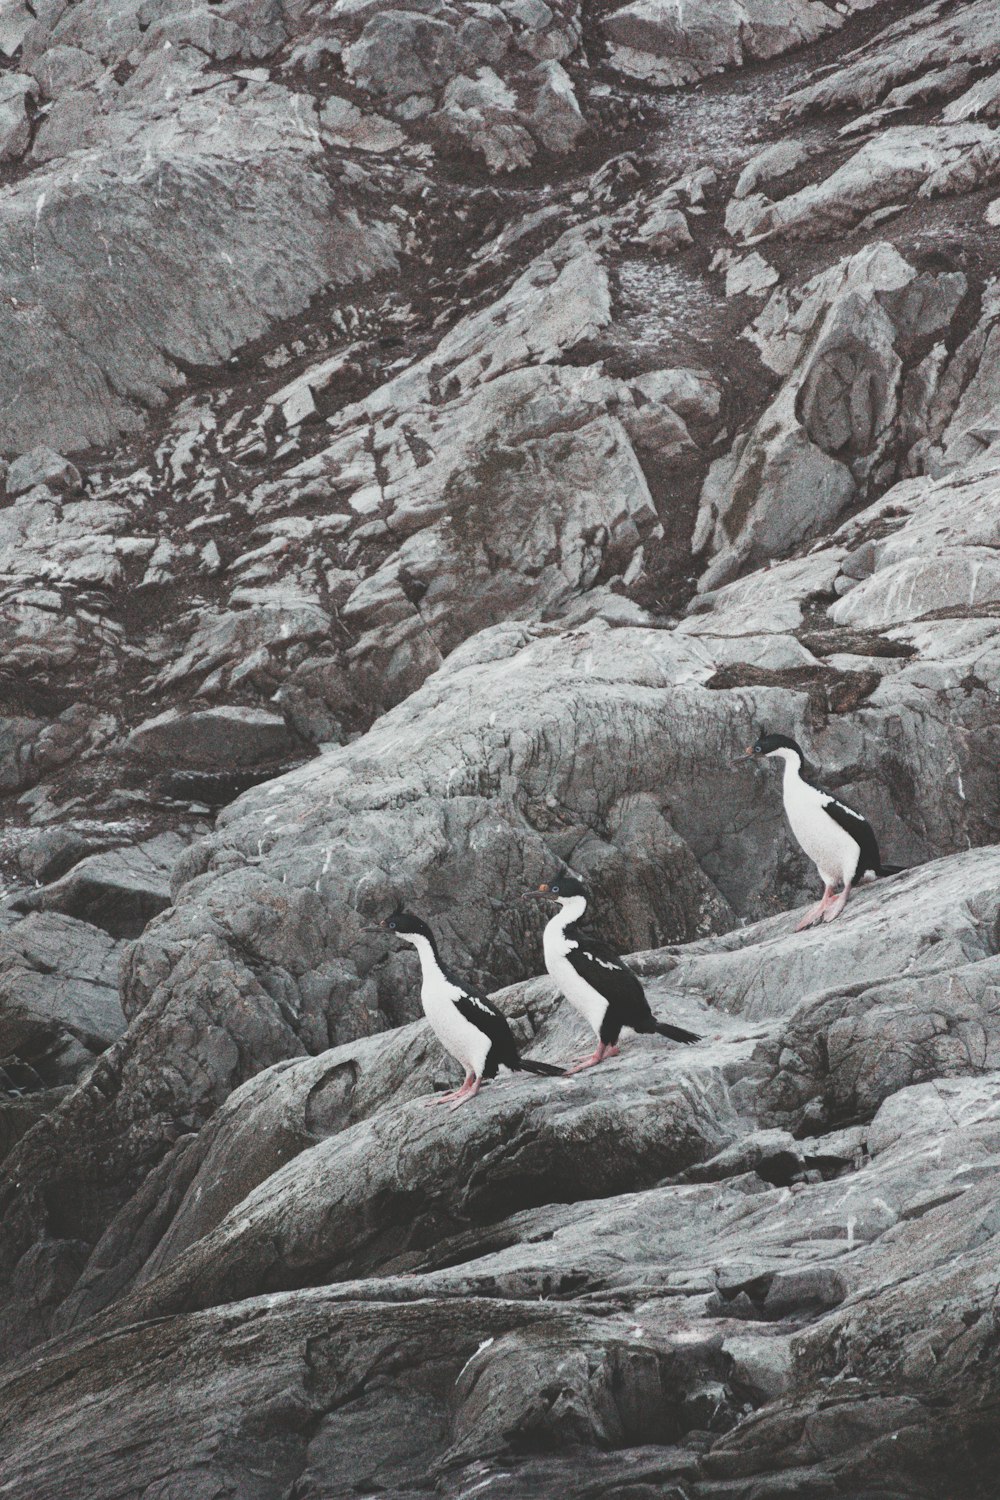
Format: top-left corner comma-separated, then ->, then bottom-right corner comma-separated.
877,863 -> 904,877
653,1020 -> 701,1044
516,1057 -> 565,1077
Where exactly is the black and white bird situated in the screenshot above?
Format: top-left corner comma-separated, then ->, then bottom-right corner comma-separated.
738,731 -> 902,929
524,876 -> 701,1071
377,906 -> 563,1108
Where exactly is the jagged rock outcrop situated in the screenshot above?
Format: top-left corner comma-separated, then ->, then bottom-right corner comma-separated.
602,0 -> 844,89
693,242 -> 968,587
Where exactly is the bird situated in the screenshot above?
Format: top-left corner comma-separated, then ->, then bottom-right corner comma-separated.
375,905 -> 564,1108
737,730 -> 903,929
523,875 -> 701,1071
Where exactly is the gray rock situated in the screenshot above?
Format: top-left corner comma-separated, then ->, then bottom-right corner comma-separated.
12,827 -> 106,884
783,0 -> 1000,120
631,366 -> 721,423
732,125 -> 1000,243
153,597 -> 333,697
0,913 -> 124,1086
0,76 -> 399,453
344,10 -> 470,99
5,446 -> 81,497
125,706 -> 298,769
910,280 -> 1000,474
0,716 -> 45,794
0,72 -> 36,160
5,858 -> 1000,1493
733,138 -> 810,200
13,832 -> 192,939
338,362 -> 658,705
436,66 -> 536,170
0,1 -> 34,59
695,244 -> 968,586
2,1 -> 1000,1492
30,44 -> 100,98
318,93 -> 406,151
528,59 -> 584,154
603,0 -> 839,88
633,201 -> 692,252
724,250 -> 779,297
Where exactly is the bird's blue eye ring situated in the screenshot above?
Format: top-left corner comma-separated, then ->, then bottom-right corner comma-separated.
388,919 -> 396,929
551,884 -> 560,894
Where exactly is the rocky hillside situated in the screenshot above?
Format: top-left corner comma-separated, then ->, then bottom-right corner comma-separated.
1,0 -> 999,1493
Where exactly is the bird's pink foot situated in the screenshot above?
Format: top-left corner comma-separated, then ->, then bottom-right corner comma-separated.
425,1074 -> 474,1105
795,885 -> 837,931
567,1043 -> 618,1074
447,1077 -> 482,1111
822,883 -> 852,923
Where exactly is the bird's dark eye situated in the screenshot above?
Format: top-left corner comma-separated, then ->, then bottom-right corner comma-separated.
551,883 -> 560,894
388,919 -> 396,930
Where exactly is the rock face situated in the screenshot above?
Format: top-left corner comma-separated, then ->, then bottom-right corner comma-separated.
2,0 -> 1000,1494
603,0 -> 841,88
694,242 -> 968,586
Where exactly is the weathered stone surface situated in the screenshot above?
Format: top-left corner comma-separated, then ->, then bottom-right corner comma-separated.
731,125 -> 1000,243
345,10 -> 470,99
733,137 -> 810,199
0,71 -> 36,161
319,94 -> 407,151
603,0 -> 839,88
907,279 -> 1000,475
126,706 -> 298,769
3,851 -> 1000,1496
0,913 -> 124,1089
695,243 -> 968,587
337,363 -> 658,704
634,199 -> 692,251
338,0 -> 584,167
5,446 -> 81,498
826,450 -> 1000,629
13,833 -> 193,938
783,0 -> 1000,120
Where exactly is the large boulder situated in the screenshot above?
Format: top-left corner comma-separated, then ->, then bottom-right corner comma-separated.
0,72 -> 37,161
602,0 -> 840,88
0,913 -> 124,1088
125,707 -> 299,770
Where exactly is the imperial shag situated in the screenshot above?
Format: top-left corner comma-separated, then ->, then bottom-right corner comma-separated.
377,906 -> 563,1108
524,876 -> 701,1071
738,731 -> 902,929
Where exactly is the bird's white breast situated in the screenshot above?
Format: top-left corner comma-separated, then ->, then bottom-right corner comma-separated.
421,971 -> 492,1074
783,770 -> 861,886
543,923 -> 609,1038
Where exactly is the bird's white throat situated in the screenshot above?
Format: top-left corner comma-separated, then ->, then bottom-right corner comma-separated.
550,894 -> 587,930
767,746 -> 803,771
399,930 -> 443,982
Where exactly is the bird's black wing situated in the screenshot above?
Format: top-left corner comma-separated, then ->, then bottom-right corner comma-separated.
819,794 -> 882,878
566,933 -> 652,1030
453,990 -> 519,1062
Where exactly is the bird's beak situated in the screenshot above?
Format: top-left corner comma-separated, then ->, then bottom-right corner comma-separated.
361,922 -> 384,933
522,883 -> 552,902
731,745 -> 757,764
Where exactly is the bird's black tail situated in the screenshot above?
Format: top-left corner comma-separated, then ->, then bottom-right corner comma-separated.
876,863 -> 905,877
653,1021 -> 701,1044
516,1057 -> 566,1076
